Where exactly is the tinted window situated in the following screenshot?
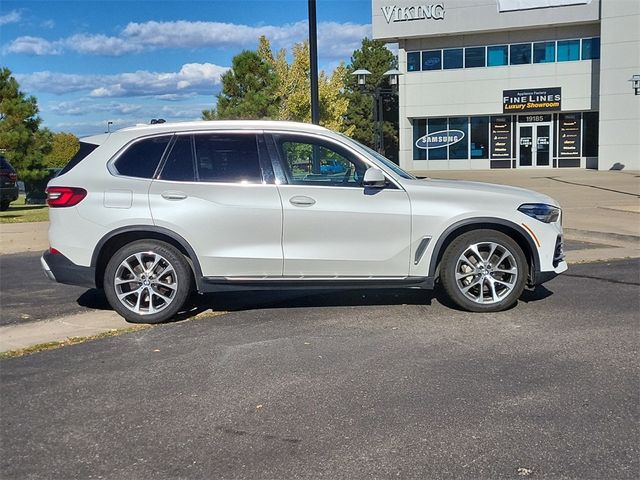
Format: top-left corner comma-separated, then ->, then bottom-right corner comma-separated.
427,118 -> 447,160
582,37 -> 600,60
465,47 -> 485,68
510,43 -> 532,65
194,133 -> 262,183
443,48 -> 463,69
557,40 -> 580,61
114,136 -> 171,178
274,135 -> 368,187
0,156 -> 14,170
582,112 -> 599,157
422,50 -> 442,70
407,52 -> 421,72
448,117 -> 469,160
470,116 -> 489,159
59,142 -> 98,175
487,45 -> 508,66
533,41 -> 555,63
160,135 -> 195,181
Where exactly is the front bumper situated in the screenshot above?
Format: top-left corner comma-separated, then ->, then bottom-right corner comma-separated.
41,250 -> 96,288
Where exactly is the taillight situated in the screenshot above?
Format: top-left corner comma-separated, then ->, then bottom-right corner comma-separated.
0,172 -> 17,182
46,187 -> 87,208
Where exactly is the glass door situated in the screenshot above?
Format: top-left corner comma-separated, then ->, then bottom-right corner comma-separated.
518,123 -> 552,167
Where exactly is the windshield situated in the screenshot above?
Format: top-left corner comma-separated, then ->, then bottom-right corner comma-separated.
336,133 -> 415,180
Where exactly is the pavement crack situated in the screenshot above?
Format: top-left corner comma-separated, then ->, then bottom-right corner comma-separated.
563,273 -> 640,286
541,176 -> 640,198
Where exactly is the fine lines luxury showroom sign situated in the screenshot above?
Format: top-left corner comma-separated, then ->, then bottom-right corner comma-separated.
503,87 -> 562,113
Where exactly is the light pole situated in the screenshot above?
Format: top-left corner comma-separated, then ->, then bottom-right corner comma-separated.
352,68 -> 402,155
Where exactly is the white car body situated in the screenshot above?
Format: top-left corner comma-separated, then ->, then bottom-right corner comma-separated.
42,121 -> 567,321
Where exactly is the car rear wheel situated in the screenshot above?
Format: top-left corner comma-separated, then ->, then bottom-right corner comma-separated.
440,229 -> 528,312
0,200 -> 10,211
104,240 -> 192,324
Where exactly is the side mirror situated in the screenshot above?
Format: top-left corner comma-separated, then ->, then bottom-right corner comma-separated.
363,168 -> 386,188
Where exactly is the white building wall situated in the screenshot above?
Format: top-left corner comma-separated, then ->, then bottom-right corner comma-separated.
597,0 -> 640,171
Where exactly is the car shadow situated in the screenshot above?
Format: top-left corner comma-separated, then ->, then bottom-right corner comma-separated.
76,284 -> 554,323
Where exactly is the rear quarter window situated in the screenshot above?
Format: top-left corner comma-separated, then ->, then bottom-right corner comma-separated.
59,142 -> 98,175
113,135 -> 172,179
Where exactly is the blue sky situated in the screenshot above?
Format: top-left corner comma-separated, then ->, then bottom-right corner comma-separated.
1,0 -> 372,136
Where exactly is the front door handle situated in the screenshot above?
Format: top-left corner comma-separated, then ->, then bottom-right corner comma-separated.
161,191 -> 187,201
289,195 -> 316,207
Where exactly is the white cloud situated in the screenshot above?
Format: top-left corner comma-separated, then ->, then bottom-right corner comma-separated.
4,36 -> 62,55
0,10 -> 21,26
16,62 -> 228,98
41,19 -> 55,29
47,100 -> 143,116
5,19 -> 371,59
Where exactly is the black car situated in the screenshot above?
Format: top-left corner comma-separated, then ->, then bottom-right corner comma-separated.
0,156 -> 19,211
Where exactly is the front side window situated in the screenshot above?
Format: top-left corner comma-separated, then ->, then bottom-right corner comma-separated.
194,133 -> 262,183
510,43 -> 532,65
113,135 -> 172,178
274,135 -> 369,187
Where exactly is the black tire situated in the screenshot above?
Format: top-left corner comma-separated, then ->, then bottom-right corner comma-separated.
440,229 -> 528,313
0,201 -> 10,211
104,240 -> 193,324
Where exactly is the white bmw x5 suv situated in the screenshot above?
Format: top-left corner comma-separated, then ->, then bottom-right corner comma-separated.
42,121 -> 567,323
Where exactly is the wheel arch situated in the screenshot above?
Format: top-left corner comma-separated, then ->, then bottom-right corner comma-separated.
91,226 -> 203,290
428,218 -> 540,281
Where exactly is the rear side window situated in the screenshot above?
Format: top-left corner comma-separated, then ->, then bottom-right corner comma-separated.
0,156 -> 14,170
160,135 -> 195,181
58,142 -> 98,175
194,133 -> 262,183
113,135 -> 171,178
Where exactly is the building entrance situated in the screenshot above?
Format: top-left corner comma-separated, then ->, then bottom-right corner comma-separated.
518,120 -> 552,167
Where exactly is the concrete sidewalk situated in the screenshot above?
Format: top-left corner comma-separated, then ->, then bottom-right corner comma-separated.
0,168 -> 638,353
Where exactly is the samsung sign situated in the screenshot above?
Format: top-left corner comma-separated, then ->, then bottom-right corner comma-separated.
416,130 -> 464,149
381,4 -> 445,23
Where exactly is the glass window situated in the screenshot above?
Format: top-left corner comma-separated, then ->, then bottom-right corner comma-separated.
413,119 -> 427,160
422,50 -> 442,70
582,112 -> 599,157
582,37 -> 600,60
443,48 -> 463,69
407,52 -> 421,72
510,43 -> 532,65
470,116 -> 489,159
487,45 -> 508,66
160,135 -> 195,181
275,135 -> 368,187
194,134 -> 262,183
557,39 -> 580,61
448,117 -> 469,160
533,41 -> 555,63
465,47 -> 485,68
114,135 -> 171,178
428,118 -> 448,160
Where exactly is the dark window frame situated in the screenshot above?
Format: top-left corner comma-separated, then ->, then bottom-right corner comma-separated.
110,134 -> 173,180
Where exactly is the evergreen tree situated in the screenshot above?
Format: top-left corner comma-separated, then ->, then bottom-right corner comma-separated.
0,67 -> 51,181
344,38 -> 399,162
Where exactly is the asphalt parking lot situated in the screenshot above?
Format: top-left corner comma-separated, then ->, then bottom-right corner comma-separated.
1,259 -> 638,479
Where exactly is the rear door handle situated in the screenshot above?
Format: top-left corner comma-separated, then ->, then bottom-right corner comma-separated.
161,191 -> 187,201
289,195 -> 316,207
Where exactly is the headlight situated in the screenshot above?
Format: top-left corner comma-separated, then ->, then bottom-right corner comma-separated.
518,203 -> 560,223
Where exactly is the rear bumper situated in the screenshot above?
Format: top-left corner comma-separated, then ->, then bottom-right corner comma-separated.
1,186 -> 19,202
41,250 -> 96,288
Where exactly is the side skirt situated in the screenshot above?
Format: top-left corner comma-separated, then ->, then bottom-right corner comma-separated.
199,276 -> 435,293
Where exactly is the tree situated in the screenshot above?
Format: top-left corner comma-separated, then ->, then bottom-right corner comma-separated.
344,38 -> 399,162
43,132 -> 79,168
214,50 -> 279,120
0,67 -> 51,181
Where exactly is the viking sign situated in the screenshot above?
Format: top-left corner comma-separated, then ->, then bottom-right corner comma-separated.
416,130 -> 465,149
381,4 -> 445,23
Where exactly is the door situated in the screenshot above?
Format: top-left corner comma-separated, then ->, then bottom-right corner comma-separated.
271,133 -> 412,278
518,123 -> 552,167
149,132 -> 283,278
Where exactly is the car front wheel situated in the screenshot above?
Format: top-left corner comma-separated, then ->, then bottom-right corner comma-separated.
440,229 -> 528,312
104,240 -> 192,324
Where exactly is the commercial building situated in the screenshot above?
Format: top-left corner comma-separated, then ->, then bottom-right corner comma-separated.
372,0 -> 640,171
